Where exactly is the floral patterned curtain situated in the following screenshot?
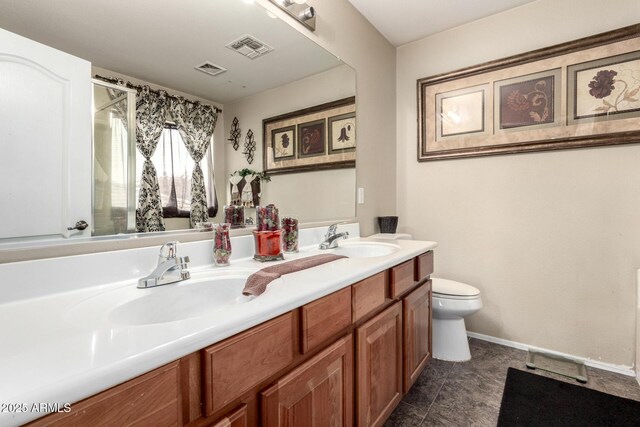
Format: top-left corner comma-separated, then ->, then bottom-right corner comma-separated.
135,86 -> 168,232
169,97 -> 218,228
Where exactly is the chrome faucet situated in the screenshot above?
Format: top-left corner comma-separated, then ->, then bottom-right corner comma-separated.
138,242 -> 190,288
319,223 -> 350,250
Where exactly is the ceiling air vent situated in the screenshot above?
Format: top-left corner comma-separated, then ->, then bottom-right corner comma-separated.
194,61 -> 227,77
226,34 -> 273,60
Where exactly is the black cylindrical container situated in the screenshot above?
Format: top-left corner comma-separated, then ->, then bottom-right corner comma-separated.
377,216 -> 398,233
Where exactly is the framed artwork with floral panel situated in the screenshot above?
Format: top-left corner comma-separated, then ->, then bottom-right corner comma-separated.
263,97 -> 355,174
494,69 -> 561,132
271,126 -> 295,160
328,112 -> 356,153
297,119 -> 326,158
417,24 -> 640,161
568,51 -> 640,124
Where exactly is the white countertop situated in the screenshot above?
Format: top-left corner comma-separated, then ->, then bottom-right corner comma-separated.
0,225 -> 436,426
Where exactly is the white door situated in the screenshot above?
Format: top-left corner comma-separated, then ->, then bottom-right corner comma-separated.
0,27 -> 91,240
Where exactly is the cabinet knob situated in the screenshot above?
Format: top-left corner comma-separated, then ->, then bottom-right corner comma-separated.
67,220 -> 89,231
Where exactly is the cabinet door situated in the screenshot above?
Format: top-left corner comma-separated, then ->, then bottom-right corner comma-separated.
261,334 -> 353,427
356,302 -> 402,427
0,27 -> 91,240
403,280 -> 432,393
211,404 -> 247,427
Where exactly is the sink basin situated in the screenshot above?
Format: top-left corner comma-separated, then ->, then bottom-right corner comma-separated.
326,241 -> 400,258
108,275 -> 252,325
67,271 -> 254,326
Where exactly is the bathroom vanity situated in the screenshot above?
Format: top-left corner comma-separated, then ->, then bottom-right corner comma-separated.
0,225 -> 436,426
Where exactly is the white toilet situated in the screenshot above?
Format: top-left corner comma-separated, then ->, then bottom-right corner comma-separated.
431,278 -> 482,361
369,232 -> 483,362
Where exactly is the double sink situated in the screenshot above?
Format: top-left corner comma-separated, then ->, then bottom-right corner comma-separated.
67,240 -> 400,327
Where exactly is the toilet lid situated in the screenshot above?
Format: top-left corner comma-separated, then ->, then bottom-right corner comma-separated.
368,233 -> 413,240
432,278 -> 480,297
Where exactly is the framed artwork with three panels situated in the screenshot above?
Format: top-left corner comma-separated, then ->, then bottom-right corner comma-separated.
417,24 -> 640,161
263,97 -> 356,174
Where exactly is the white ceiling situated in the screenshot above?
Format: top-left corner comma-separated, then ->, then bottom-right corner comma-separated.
0,0 -> 342,103
348,0 -> 536,46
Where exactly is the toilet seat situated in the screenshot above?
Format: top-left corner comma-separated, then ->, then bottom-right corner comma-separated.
432,278 -> 480,300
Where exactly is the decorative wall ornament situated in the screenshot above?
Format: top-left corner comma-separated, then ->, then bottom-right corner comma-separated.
417,24 -> 640,161
228,116 -> 241,151
263,97 -> 356,174
244,129 -> 256,164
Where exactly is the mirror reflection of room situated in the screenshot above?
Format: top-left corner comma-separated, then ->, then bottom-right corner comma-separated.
0,0 -> 356,242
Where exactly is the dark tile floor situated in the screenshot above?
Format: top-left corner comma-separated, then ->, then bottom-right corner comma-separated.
385,338 -> 640,426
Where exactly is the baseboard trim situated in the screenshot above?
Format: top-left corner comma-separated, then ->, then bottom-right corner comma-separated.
466,331 -> 635,378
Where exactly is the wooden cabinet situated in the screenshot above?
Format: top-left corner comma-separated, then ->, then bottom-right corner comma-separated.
356,302 -> 403,427
202,312 -> 294,416
352,271 -> 389,323
300,287 -> 351,354
389,260 -> 416,298
261,335 -> 353,427
28,362 -> 181,427
415,251 -> 434,282
30,251 -> 433,427
210,405 -> 248,427
403,280 -> 432,393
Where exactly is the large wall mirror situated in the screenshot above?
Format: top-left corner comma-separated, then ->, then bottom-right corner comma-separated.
0,0 -> 356,244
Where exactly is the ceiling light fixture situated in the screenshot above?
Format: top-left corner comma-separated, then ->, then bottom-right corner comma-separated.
268,0 -> 316,31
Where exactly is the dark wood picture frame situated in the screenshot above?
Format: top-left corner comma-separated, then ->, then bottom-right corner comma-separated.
263,97 -> 356,175
417,24 -> 640,161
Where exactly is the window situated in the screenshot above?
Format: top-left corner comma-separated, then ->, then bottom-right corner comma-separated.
136,123 -> 216,218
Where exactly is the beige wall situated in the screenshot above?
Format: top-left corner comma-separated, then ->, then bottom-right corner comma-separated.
224,65 -> 356,222
257,0 -> 397,236
396,0 -> 640,367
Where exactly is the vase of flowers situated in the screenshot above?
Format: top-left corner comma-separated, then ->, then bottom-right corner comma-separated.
281,215 -> 299,253
253,204 -> 284,261
213,223 -> 232,266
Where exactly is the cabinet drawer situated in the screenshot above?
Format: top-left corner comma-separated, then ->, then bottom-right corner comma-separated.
352,270 -> 389,322
203,312 -> 294,416
301,287 -> 351,354
415,251 -> 434,282
390,259 -> 417,298
211,404 -> 247,427
29,362 -> 181,427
